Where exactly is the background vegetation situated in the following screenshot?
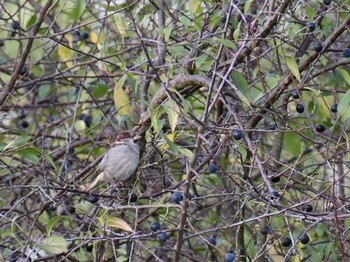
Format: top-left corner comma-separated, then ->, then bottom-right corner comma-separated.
1,0 -> 350,261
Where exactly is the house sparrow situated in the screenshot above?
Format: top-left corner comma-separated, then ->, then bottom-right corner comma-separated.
82,131 -> 141,191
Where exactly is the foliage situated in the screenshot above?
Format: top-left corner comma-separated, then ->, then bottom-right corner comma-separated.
1,0 -> 350,261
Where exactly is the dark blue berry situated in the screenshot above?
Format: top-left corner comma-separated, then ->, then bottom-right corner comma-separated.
20,66 -> 29,75
225,253 -> 236,262
314,42 -> 323,53
260,225 -> 270,235
315,124 -> 326,132
86,194 -> 99,203
86,245 -> 93,252
157,232 -> 168,242
300,234 -> 310,244
268,123 -> 277,130
292,90 -> 300,99
209,163 -> 218,173
11,21 -> 20,30
343,48 -> 350,58
271,175 -> 280,183
306,22 -> 316,32
150,222 -> 161,232
172,192 -> 183,204
282,237 -> 292,247
296,103 -> 304,113
331,104 -> 338,113
233,130 -> 244,140
270,191 -> 280,199
208,237 -> 216,245
129,192 -> 138,203
303,204 -> 313,212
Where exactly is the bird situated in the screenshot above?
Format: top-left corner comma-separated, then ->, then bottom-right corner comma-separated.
81,131 -> 141,191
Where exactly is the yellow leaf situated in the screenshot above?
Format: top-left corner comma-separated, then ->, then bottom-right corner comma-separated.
103,216 -> 134,232
189,0 -> 199,14
113,14 -> 126,45
114,75 -> 131,115
89,32 -> 98,44
97,30 -> 106,51
64,33 -> 74,48
160,133 -> 176,151
179,148 -> 193,159
57,46 -> 73,67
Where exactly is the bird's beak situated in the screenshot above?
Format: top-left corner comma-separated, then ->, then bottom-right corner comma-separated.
133,134 -> 142,141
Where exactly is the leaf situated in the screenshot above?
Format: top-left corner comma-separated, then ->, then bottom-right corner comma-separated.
162,133 -> 179,154
151,107 -> 164,133
113,14 -> 126,45
38,234 -> 68,255
337,68 -> 350,86
89,32 -> 98,44
189,0 -> 199,14
17,147 -> 41,165
103,216 -> 134,232
233,22 -> 241,42
216,39 -> 236,49
70,0 -> 85,21
57,46 -> 73,67
179,148 -> 193,159
284,132 -> 301,156
231,70 -> 248,92
338,89 -> 350,118
285,55 -> 301,82
96,30 -> 106,51
114,75 -> 131,116
165,100 -> 179,133
46,216 -> 62,236
244,0 -> 254,14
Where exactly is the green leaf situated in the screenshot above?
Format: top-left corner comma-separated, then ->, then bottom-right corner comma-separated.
338,89 -> 350,118
233,22 -> 241,42
284,132 -> 301,156
216,39 -> 236,49
46,216 -> 62,236
189,0 -> 199,14
162,134 -> 179,154
285,55 -> 301,82
17,147 -> 41,165
89,83 -> 109,98
179,148 -> 193,159
70,0 -> 85,21
337,68 -> 350,86
38,234 -> 68,255
151,107 -> 164,133
244,0 -> 254,14
231,70 -> 248,92
165,100 -> 179,133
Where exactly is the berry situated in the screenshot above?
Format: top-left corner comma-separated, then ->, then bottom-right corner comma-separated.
324,0 -> 332,5
306,22 -> 316,32
292,90 -> 300,99
48,202 -> 56,211
81,31 -> 89,40
197,156 -> 203,163
233,130 -> 244,140
20,120 -> 29,128
9,253 -> 17,262
331,104 -> 338,113
129,192 -> 138,203
79,113 -> 92,127
296,103 -> 304,113
303,204 -> 313,212
343,48 -> 350,58
11,20 -> 20,30
86,194 -> 99,204
268,123 -> 277,130
67,206 -> 75,214
300,234 -> 310,244
71,30 -> 80,36
315,124 -> 326,133
271,175 -> 280,183
209,163 -> 218,173
150,222 -> 161,232
282,237 -> 292,247
20,66 -> 29,75
270,191 -> 280,199
157,232 -> 168,242
225,253 -> 236,262
314,42 -> 323,53
86,245 -> 93,252
208,237 -> 217,245
172,192 -> 183,204
260,225 -> 270,235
